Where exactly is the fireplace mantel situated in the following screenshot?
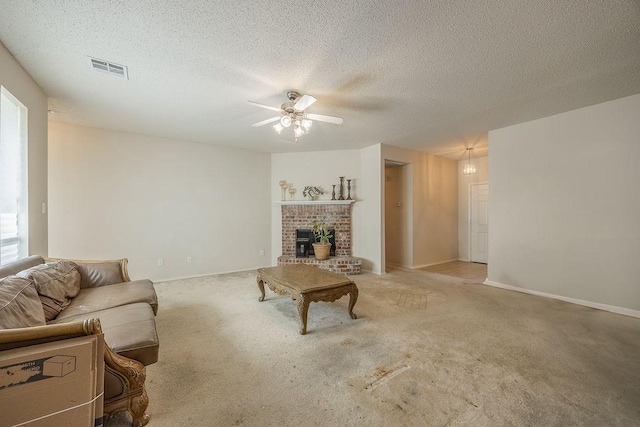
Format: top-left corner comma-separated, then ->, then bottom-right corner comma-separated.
274,200 -> 355,206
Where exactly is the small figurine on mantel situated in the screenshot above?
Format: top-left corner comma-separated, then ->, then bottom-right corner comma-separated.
302,186 -> 324,201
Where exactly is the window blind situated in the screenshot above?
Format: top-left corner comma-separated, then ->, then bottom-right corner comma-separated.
0,87 -> 28,266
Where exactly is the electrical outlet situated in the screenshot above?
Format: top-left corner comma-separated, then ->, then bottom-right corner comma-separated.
186,256 -> 193,263
157,258 -> 164,266
259,250 -> 265,256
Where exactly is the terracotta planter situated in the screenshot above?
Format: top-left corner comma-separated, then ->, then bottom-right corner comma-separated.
312,243 -> 331,260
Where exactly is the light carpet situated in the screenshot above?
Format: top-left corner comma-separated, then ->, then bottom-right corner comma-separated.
108,267 -> 640,426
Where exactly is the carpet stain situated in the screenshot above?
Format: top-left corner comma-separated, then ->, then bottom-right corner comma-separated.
396,293 -> 428,309
341,338 -> 356,346
365,364 -> 411,390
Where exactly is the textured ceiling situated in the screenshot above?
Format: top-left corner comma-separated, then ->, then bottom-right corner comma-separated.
1,1 -> 639,159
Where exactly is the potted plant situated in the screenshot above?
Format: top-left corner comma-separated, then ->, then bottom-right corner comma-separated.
312,221 -> 332,260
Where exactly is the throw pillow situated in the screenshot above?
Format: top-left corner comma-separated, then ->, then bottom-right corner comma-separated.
0,276 -> 47,329
18,261 -> 81,321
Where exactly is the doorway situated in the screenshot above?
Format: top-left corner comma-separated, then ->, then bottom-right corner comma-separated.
470,183 -> 488,263
384,160 -> 411,270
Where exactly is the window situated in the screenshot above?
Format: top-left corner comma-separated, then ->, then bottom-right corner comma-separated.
0,87 -> 28,265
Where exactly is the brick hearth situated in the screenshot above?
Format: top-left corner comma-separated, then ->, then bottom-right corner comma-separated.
276,201 -> 361,275
277,256 -> 362,275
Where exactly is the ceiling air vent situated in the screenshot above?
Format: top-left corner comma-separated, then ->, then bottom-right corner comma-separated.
89,57 -> 128,79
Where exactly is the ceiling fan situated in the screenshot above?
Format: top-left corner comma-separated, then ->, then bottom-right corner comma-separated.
248,91 -> 344,141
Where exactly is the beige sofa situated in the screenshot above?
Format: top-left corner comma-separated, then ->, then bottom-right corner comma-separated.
0,255 -> 159,426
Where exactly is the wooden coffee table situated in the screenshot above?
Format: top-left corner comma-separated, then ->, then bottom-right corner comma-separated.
256,265 -> 358,335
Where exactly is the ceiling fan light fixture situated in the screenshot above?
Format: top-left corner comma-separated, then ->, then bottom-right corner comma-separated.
281,116 -> 292,127
248,92 -> 343,142
301,119 -> 312,130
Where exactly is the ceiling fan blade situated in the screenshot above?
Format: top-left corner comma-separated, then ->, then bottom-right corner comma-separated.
293,94 -> 317,111
306,113 -> 344,125
247,101 -> 282,112
251,116 -> 281,127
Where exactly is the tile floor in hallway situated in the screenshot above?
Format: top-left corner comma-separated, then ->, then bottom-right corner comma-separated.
419,260 -> 487,282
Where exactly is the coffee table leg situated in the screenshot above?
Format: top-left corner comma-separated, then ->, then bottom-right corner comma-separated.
297,297 -> 310,335
348,285 -> 358,319
257,277 -> 265,302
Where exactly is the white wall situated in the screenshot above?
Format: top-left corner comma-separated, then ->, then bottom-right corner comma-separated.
458,156 -> 488,261
488,93 -> 640,314
270,149 -> 361,263
382,144 -> 458,269
48,122 -> 271,281
0,42 -> 48,256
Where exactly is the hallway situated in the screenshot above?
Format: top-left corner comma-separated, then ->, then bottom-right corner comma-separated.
419,260 -> 487,283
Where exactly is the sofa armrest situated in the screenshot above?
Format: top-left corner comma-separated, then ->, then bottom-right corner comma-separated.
0,318 -> 102,347
46,258 -> 131,288
0,319 -> 150,427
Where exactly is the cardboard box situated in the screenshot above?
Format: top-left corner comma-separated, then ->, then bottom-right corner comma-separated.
0,335 -> 103,427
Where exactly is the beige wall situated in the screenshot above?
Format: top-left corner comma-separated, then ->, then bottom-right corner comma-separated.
48,122 -> 271,281
382,144 -> 458,269
385,165 -> 411,267
458,156 -> 488,261
0,42 -> 48,256
487,93 -> 640,315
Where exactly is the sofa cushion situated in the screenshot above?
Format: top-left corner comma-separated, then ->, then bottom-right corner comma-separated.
0,276 -> 47,329
55,280 -> 158,322
75,262 -> 124,289
50,303 -> 159,365
18,261 -> 81,321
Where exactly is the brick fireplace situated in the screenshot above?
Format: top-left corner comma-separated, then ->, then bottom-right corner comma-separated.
277,201 -> 362,274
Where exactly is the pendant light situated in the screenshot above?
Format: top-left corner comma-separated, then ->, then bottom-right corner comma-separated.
463,148 -> 476,175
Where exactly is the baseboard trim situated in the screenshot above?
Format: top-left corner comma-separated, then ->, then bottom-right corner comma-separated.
154,267 -> 262,283
458,258 -> 470,262
411,258 -> 459,269
483,280 -> 640,319
386,261 -> 411,269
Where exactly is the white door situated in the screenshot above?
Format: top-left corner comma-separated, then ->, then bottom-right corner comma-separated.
470,184 -> 488,263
